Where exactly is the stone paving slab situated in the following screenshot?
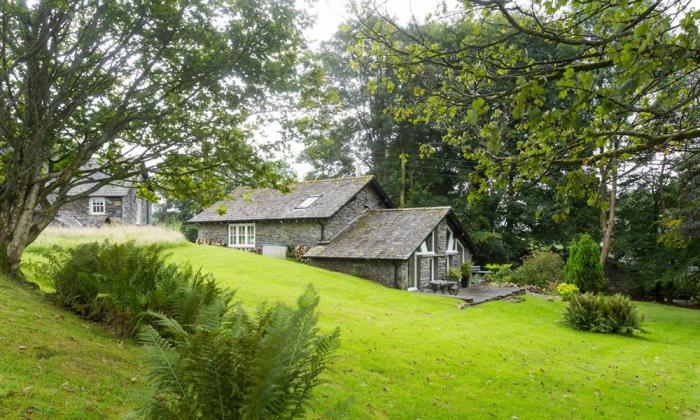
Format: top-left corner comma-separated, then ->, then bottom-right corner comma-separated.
416,285 -> 525,305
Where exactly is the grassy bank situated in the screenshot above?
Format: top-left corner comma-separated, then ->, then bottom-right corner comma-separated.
10,229 -> 700,418
166,245 -> 700,419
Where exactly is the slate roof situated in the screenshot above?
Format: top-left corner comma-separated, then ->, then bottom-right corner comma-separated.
189,176 -> 390,223
304,207 -> 455,260
66,170 -> 133,196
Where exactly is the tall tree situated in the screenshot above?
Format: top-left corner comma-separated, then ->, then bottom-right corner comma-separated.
0,0 -> 308,277
352,0 -> 700,263
295,22 -> 599,263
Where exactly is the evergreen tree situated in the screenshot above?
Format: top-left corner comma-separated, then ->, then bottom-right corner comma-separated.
565,234 -> 606,293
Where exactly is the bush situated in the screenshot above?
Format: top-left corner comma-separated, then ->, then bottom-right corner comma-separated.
484,263 -> 512,271
565,234 -> 606,293
510,251 -> 564,288
446,268 -> 462,282
460,261 -> 472,279
39,241 -> 228,336
555,283 -> 580,300
485,265 -> 514,284
181,224 -> 198,243
137,286 -> 340,419
564,293 -> 644,335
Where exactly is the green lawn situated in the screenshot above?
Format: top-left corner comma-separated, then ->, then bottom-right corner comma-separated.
0,276 -> 146,418
7,238 -> 700,419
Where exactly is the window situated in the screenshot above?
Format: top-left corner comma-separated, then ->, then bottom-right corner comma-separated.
296,194 -> 321,209
417,231 -> 435,254
89,197 -> 106,215
228,223 -> 255,248
446,227 -> 458,254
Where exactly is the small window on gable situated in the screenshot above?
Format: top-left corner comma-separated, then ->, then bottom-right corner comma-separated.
418,231 -> 434,254
296,194 -> 321,209
446,227 -> 457,253
89,197 -> 106,215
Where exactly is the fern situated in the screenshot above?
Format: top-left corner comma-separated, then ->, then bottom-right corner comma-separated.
38,241 -> 229,337
137,285 -> 340,419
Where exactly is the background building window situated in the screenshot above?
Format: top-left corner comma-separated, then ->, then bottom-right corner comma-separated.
89,197 -> 106,215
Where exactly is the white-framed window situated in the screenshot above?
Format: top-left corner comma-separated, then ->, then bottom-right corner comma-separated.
296,194 -> 321,209
446,227 -> 458,254
89,197 -> 106,215
228,223 -> 255,248
417,231 -> 435,254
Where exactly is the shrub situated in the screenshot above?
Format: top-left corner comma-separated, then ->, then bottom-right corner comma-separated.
555,283 -> 580,300
181,224 -> 198,243
460,261 -> 472,279
137,286 -> 340,419
446,268 -> 462,282
484,263 -> 512,271
39,241 -> 228,336
485,265 -> 514,284
565,234 -> 606,293
564,293 -> 644,335
510,251 -> 564,288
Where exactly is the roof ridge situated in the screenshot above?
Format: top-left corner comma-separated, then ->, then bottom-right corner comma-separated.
369,206 -> 451,212
298,175 -> 374,184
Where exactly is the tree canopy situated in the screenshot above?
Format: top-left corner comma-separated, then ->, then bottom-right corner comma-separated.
0,0 -> 309,275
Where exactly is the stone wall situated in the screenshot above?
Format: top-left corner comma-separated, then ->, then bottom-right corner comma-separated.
323,184 -> 388,240
121,190 -> 150,224
53,188 -> 150,227
307,258 -> 408,289
256,219 -> 322,248
57,196 -> 123,226
196,219 -> 322,249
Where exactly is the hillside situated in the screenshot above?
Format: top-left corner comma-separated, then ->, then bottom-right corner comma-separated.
6,237 -> 700,418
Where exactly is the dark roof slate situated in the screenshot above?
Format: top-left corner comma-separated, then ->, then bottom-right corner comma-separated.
67,172 -> 133,197
304,207 -> 452,260
189,176 -> 381,223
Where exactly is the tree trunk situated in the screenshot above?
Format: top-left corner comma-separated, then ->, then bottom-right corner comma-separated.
600,163 -> 617,267
399,153 -> 406,208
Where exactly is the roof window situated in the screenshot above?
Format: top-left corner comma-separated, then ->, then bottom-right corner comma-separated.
296,194 -> 322,209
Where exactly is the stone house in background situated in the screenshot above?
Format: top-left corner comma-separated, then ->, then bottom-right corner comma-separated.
52,175 -> 151,227
189,176 -> 474,290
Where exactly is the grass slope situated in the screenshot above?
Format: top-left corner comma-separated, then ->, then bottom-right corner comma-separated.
0,276 -> 146,418
10,235 -> 700,419
167,245 -> 700,419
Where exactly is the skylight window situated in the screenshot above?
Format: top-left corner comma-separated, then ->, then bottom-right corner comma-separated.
296,194 -> 321,209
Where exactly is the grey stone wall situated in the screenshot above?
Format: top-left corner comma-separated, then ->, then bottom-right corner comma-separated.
197,223 -> 228,245
323,184 -> 388,240
121,190 -> 150,224
53,187 -> 150,227
256,220 -> 322,248
56,196 -> 123,226
307,257 -> 408,289
196,219 -> 322,249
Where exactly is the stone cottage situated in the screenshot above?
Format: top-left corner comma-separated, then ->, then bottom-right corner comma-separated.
52,176 -> 151,227
188,176 -> 474,290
